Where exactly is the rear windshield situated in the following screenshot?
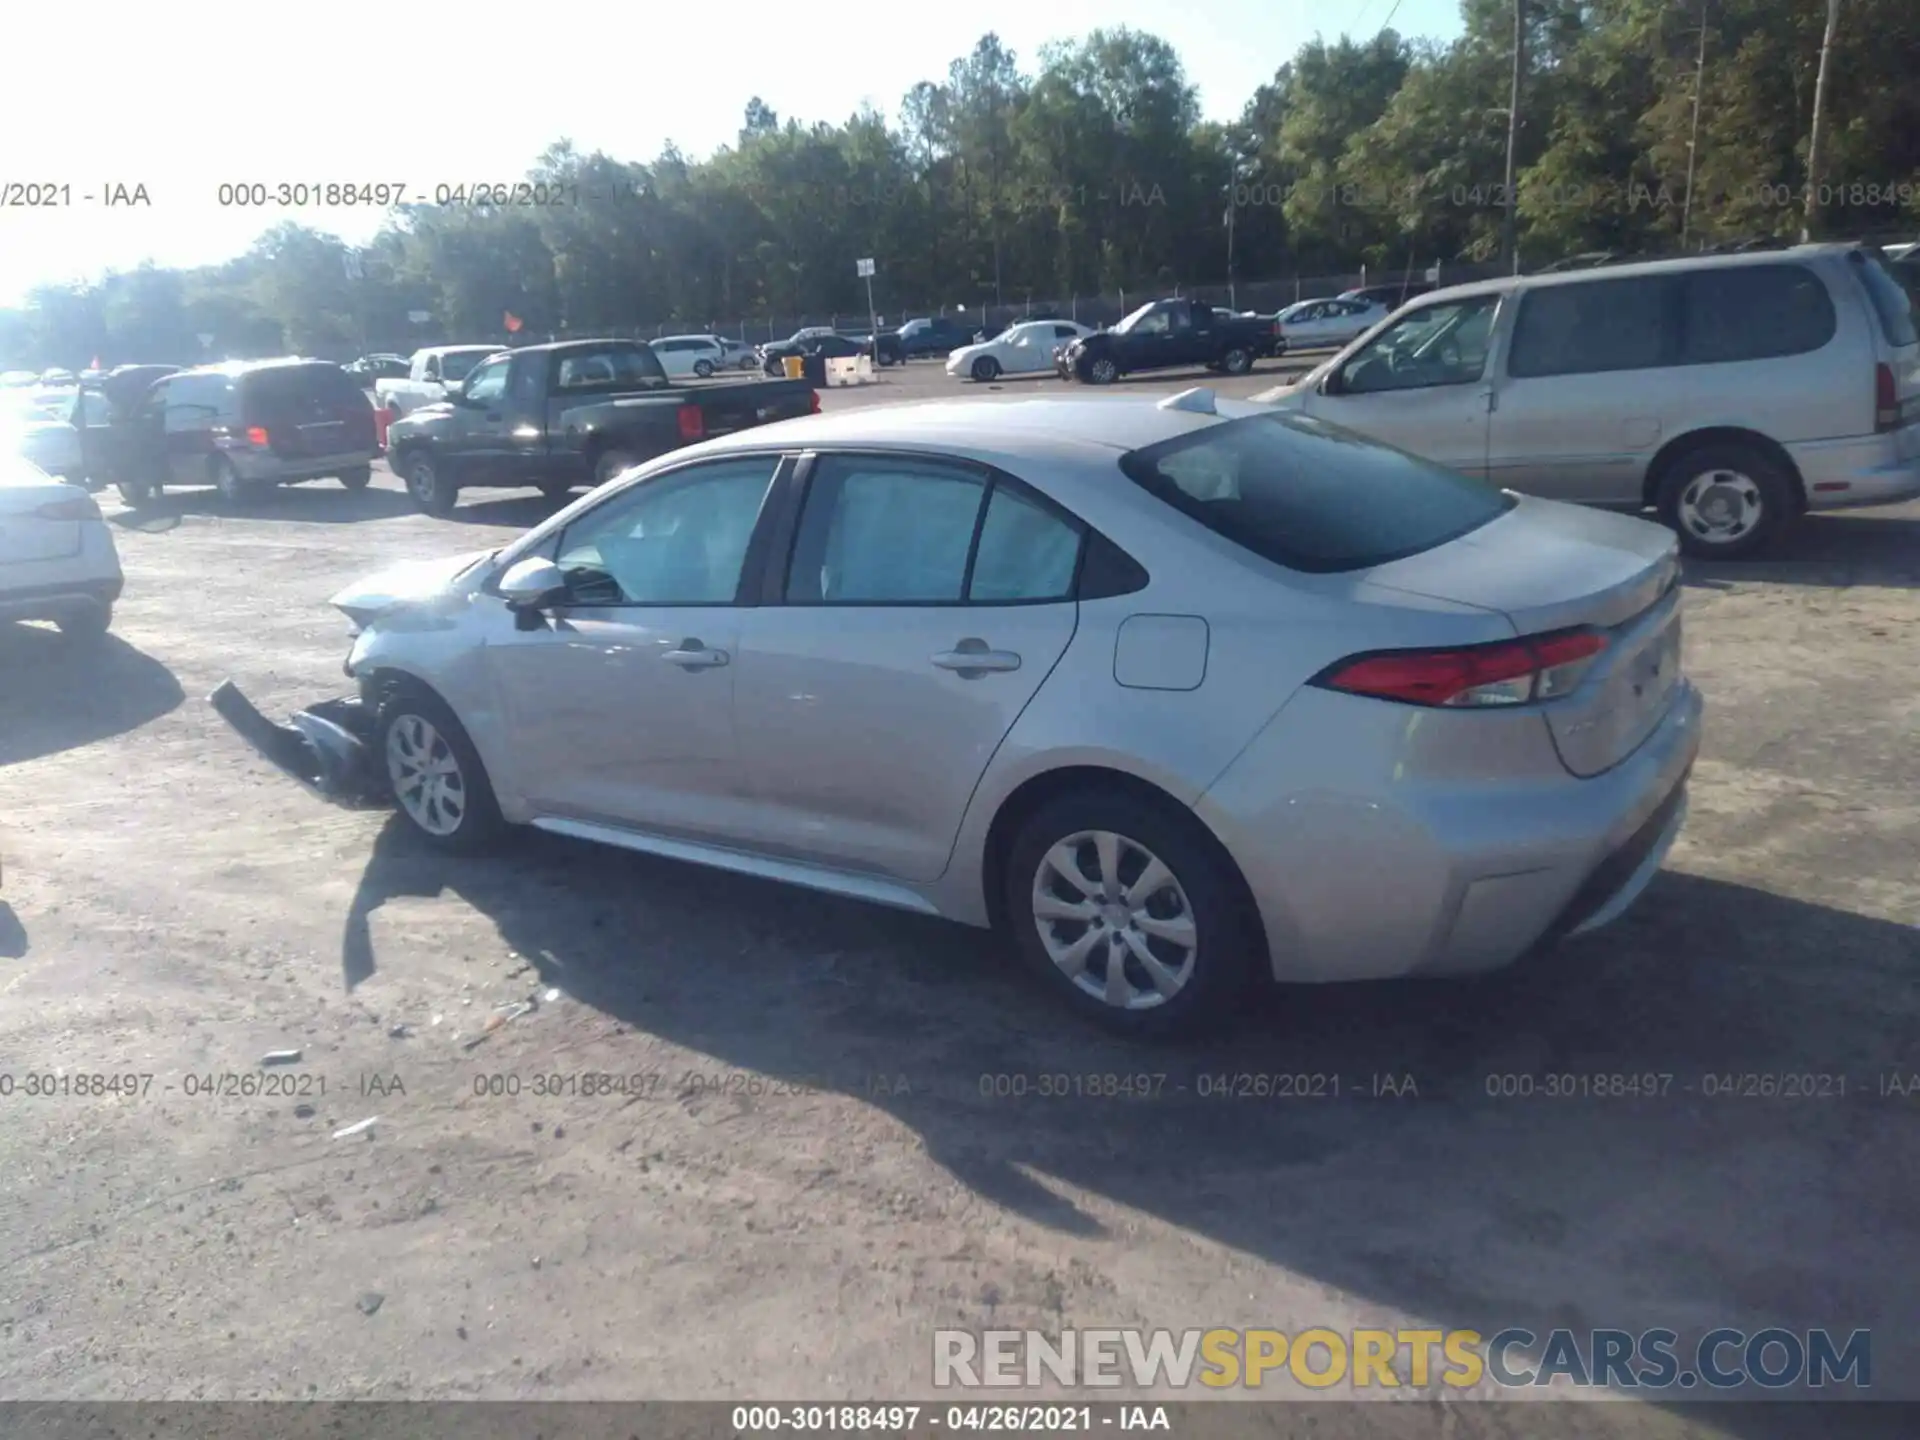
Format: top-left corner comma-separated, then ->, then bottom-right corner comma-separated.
241,363 -> 367,412
441,351 -> 495,382
1118,413 -> 1514,574
1851,250 -> 1918,348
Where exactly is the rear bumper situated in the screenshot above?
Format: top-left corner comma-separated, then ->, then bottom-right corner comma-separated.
0,573 -> 122,623
208,680 -> 387,804
229,449 -> 379,485
1789,431 -> 1920,510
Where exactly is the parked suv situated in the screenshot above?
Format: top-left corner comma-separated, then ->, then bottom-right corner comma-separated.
1259,244 -> 1920,558
115,359 -> 379,506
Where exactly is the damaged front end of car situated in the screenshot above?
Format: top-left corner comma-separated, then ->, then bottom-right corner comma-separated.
208,680 -> 388,805
208,547 -> 497,807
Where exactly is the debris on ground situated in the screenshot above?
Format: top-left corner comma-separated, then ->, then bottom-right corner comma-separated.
388,1024 -> 411,1039
460,998 -> 537,1051
356,1292 -> 384,1316
260,1049 -> 303,1066
332,1117 -> 378,1140
543,987 -> 561,1003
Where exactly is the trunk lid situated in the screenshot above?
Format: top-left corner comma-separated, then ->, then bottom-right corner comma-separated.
1362,497 -> 1685,778
0,469 -> 90,562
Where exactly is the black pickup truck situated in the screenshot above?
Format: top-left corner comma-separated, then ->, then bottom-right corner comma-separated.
384,338 -> 817,516
1057,299 -> 1281,384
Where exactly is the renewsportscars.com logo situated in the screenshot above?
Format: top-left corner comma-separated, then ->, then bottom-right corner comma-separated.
933,1327 -> 1872,1392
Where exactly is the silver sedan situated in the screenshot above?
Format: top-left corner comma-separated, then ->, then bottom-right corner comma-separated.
215,391 -> 1701,1037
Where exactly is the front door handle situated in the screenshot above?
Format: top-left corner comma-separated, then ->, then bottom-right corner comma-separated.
932,639 -> 1021,676
664,640 -> 729,670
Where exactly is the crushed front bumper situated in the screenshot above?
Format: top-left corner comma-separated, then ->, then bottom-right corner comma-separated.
208,679 -> 387,805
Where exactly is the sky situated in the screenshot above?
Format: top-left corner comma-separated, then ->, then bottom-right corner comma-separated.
0,0 -> 1462,307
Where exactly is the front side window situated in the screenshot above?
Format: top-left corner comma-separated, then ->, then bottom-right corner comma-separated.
1340,295 -> 1500,394
555,457 -> 778,605
463,358 -> 510,405
1508,276 -> 1671,378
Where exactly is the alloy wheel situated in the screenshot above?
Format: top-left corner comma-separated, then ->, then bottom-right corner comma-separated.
386,713 -> 467,837
1031,830 -> 1198,1009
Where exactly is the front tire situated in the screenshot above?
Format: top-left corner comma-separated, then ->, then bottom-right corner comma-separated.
1655,441 -> 1794,560
116,475 -> 157,507
970,356 -> 1001,383
56,604 -> 112,641
1084,356 -> 1119,385
378,686 -> 506,853
594,449 -> 639,488
693,359 -> 715,378
400,451 -> 459,517
1003,788 -> 1260,1039
539,480 -> 574,503
339,465 -> 373,491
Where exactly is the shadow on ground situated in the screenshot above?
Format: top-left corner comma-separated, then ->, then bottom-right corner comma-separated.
0,902 -> 25,958
110,483 -> 418,527
342,817 -> 1920,1424
0,625 -> 183,766
1684,512 -> 1920,592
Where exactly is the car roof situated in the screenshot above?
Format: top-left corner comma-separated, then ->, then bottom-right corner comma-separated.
168,357 -> 344,379
1423,241 -> 1863,304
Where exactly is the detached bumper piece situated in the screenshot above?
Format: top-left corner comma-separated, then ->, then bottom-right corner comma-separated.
208,679 -> 387,806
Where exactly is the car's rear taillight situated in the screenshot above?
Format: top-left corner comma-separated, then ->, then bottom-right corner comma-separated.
675,403 -> 705,442
1315,630 -> 1610,708
1875,362 -> 1900,432
246,425 -> 271,447
809,389 -> 822,414
33,494 -> 101,522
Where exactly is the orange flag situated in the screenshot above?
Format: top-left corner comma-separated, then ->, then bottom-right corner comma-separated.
504,312 -> 523,333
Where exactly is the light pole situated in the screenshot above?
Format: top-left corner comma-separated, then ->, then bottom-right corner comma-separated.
1500,0 -> 1527,274
1801,0 -> 1843,242
1681,1 -> 1709,249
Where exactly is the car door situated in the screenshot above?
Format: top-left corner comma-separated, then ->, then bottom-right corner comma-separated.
159,373 -> 226,487
1002,325 -> 1045,372
440,354 -> 514,485
483,453 -> 787,834
730,452 -> 1082,882
1297,293 -> 1502,480
1487,274 -> 1675,503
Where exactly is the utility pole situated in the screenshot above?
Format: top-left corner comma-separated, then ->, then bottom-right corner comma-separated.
1225,156 -> 1238,311
1681,0 -> 1709,249
1500,0 -> 1526,274
1801,0 -> 1842,242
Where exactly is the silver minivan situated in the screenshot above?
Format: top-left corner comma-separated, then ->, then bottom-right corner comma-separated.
1257,244 -> 1920,558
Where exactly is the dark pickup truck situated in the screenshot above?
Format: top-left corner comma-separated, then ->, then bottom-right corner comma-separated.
1057,299 -> 1281,384
384,338 -> 817,516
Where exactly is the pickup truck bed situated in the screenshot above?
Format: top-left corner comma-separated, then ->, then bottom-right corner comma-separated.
383,339 -> 816,515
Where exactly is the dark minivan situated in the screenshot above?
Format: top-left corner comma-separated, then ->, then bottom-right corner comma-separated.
115,358 -> 380,506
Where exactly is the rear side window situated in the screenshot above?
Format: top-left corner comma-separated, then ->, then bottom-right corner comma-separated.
1118,414 -> 1514,575
1849,251 -> 1918,348
1679,263 -> 1838,362
242,364 -> 363,415
1508,276 -> 1672,377
440,351 -> 491,382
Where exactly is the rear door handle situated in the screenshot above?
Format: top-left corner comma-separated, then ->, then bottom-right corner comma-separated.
664,640 -> 729,670
932,640 -> 1021,676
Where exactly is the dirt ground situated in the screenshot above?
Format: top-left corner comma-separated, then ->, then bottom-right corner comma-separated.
1,358 -> 1916,1438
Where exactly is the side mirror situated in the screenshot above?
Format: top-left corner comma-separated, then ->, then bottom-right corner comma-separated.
498,556 -> 568,610
1318,364 -> 1345,397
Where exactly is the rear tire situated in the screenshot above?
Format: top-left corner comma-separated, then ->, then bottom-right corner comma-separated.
116,475 -> 157,507
214,457 -> 255,505
970,356 -> 1001,382
377,685 -> 507,853
1654,441 -> 1794,560
400,451 -> 459,517
56,604 -> 112,641
1221,347 -> 1253,375
693,359 -> 715,378
339,465 -> 373,491
1002,788 -> 1261,1040
539,480 -> 574,503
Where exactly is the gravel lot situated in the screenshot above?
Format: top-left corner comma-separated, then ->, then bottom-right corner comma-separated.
2,356 -> 1916,1436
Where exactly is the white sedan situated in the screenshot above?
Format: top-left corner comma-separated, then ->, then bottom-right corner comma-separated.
0,453 -> 122,637
1274,297 -> 1388,351
0,390 -> 84,484
946,320 -> 1095,382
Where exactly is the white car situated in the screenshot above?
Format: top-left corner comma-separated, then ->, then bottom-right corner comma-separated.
39,368 -> 77,387
1,390 -> 84,484
946,320 -> 1095,382
0,453 -> 122,638
1273,297 -> 1389,351
651,335 -> 730,379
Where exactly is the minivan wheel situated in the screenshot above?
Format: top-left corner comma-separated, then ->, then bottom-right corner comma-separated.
402,453 -> 458,516
339,465 -> 373,491
1221,347 -> 1253,375
1656,443 -> 1793,560
378,686 -> 506,853
214,457 -> 254,505
1003,789 -> 1260,1039
970,356 -> 1001,382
